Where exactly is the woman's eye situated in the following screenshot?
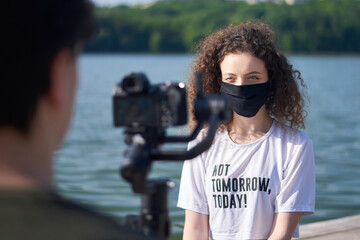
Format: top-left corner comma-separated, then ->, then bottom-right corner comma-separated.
225,77 -> 234,81
249,76 -> 259,80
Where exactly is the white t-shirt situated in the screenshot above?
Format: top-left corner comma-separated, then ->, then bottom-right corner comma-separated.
177,121 -> 315,240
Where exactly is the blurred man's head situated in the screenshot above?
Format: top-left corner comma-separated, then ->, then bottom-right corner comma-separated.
0,0 -> 94,137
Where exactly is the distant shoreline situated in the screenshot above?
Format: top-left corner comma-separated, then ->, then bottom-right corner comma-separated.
85,0 -> 360,54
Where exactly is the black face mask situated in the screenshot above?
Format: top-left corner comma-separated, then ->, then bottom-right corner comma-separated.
220,81 -> 271,118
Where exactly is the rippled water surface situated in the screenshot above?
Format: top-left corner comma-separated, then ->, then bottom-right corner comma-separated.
55,54 -> 360,238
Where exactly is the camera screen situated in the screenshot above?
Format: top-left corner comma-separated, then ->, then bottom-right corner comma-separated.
113,96 -> 158,127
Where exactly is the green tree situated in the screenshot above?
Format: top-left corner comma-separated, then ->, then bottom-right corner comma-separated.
85,0 -> 360,54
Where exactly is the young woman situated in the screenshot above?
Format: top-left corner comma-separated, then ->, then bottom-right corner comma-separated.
177,21 -> 315,240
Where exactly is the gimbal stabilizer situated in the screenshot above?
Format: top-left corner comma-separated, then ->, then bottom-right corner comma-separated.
117,73 -> 231,239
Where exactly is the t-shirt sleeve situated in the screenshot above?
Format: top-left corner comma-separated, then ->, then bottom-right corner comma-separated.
177,135 -> 209,215
275,136 -> 315,215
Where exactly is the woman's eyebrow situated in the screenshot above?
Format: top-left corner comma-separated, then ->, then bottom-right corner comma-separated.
245,71 -> 263,75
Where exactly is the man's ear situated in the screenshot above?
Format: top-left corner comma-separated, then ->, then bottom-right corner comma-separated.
47,49 -> 73,108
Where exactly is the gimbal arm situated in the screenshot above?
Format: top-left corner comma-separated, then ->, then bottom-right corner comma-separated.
151,114 -> 220,160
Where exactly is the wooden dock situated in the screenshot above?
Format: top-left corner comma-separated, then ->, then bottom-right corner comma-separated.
294,214 -> 360,240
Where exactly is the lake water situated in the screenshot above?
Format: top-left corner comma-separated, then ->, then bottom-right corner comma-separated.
55,54 -> 360,238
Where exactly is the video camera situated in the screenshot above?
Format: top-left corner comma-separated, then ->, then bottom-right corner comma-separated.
113,73 -> 187,129
112,72 -> 231,239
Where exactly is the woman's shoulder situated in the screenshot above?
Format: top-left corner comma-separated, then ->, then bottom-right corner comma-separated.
271,121 -> 312,146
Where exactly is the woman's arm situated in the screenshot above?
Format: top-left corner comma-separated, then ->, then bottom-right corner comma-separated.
268,212 -> 303,240
183,210 -> 209,240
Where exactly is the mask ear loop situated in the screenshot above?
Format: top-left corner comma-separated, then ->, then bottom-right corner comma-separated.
265,80 -> 273,114
217,76 -> 222,86
217,76 -> 232,131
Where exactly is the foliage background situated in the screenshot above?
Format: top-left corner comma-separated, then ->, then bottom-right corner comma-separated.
85,0 -> 360,54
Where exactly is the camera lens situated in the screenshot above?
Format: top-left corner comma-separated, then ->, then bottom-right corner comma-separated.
121,73 -> 150,94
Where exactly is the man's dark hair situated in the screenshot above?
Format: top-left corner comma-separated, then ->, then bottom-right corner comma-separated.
0,0 -> 95,133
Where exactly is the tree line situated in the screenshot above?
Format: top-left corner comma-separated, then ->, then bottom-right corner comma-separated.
85,0 -> 360,53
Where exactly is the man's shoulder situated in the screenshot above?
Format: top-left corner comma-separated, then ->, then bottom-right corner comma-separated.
50,191 -> 122,226
0,189 -> 152,240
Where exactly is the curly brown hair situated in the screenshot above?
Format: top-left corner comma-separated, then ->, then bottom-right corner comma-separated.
187,21 -> 307,130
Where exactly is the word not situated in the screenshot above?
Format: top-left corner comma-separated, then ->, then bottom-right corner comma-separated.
212,164 -> 231,177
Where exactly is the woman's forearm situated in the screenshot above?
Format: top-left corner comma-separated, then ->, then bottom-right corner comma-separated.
183,210 -> 209,240
268,212 -> 303,240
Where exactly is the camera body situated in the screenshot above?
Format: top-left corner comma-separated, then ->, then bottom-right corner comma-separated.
113,73 -> 187,129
